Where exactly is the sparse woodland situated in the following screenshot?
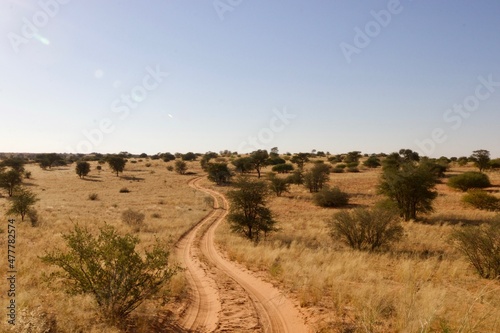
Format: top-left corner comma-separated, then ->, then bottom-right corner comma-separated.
0,150 -> 499,333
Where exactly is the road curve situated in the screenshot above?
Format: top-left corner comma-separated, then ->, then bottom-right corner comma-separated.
177,177 -> 311,333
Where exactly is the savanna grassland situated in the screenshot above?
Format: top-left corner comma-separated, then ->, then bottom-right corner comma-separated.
212,162 -> 500,333
0,156 -> 499,333
0,159 -> 210,332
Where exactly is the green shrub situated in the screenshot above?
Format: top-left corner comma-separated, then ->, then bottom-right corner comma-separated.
347,167 -> 359,173
271,163 -> 294,173
7,187 -> 38,221
451,219 -> 500,279
363,156 -> 381,168
448,172 -> 491,192
286,170 -> 303,185
313,187 -> 349,208
174,160 -> 187,175
346,162 -> 359,168
332,168 -> 344,173
166,165 -> 174,172
462,190 -> 499,211
119,187 -> 130,193
41,224 -> 177,325
268,173 -> 290,197
328,207 -> 404,251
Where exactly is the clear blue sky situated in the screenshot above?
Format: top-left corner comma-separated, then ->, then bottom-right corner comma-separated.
1,0 -> 499,157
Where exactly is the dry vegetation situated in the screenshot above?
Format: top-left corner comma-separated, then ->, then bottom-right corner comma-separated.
213,162 -> 500,333
1,157 -> 499,333
0,160 -> 208,332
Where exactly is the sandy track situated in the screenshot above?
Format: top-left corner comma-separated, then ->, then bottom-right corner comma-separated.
177,177 -> 310,333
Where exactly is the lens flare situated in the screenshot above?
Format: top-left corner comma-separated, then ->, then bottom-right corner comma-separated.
34,34 -> 50,45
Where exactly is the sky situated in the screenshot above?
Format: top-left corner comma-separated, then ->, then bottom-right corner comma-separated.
1,0 -> 499,157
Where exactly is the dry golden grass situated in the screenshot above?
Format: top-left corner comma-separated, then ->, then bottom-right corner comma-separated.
215,163 -> 500,333
1,158 -> 499,332
0,160 -> 208,332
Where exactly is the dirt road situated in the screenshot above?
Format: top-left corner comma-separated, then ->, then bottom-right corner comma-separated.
176,177 -> 310,332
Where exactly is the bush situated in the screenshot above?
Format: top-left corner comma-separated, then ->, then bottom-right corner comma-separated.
363,156 -> 381,168
268,173 -> 290,197
119,187 -> 130,193
272,163 -> 294,173
27,208 -> 40,227
121,209 -> 145,227
88,193 -> 99,201
304,163 -> 330,193
448,172 -> 491,192
451,219 -> 500,279
174,160 -> 187,175
462,190 -> 499,211
24,171 -> 32,179
41,224 -> 177,325
328,207 -> 404,251
332,168 -> 344,173
286,169 -> 303,185
313,187 -> 349,208
347,167 -> 359,173
145,163 -> 152,167
206,162 -> 232,185
166,165 -> 174,171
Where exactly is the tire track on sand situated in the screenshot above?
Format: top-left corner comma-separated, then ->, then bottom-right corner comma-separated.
177,177 -> 310,333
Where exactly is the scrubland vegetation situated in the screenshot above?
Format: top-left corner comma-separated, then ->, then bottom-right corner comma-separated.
0,149 -> 499,332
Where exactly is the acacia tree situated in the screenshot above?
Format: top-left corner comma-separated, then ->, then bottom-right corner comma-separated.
36,153 -> 66,169
379,162 -> 438,221
291,153 -> 310,169
41,224 -> 177,325
107,155 -> 127,176
232,157 -> 254,174
8,187 -> 38,221
200,151 -> 218,171
207,162 -> 232,185
250,150 -> 269,178
303,163 -> 330,192
1,157 -> 26,173
227,177 -> 277,242
0,170 -> 22,197
75,161 -> 91,179
471,149 -> 490,172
